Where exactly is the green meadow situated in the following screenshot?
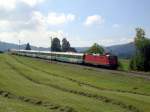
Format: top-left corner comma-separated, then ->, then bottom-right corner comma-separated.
0,54 -> 150,112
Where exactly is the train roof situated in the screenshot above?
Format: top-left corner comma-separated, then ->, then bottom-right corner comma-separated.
13,49 -> 84,56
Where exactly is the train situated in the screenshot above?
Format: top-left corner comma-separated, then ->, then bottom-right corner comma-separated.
10,49 -> 118,69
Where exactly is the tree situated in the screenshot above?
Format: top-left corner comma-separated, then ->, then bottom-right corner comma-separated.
62,38 -> 70,52
135,28 -> 147,51
130,52 -> 145,71
25,43 -> 31,50
86,43 -> 105,54
51,38 -> 61,52
130,28 -> 150,71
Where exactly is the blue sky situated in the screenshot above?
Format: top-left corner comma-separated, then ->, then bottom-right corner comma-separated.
0,0 -> 149,47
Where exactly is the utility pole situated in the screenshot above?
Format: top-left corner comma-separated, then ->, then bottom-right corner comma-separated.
19,40 -> 20,50
18,40 -> 20,55
50,36 -> 52,63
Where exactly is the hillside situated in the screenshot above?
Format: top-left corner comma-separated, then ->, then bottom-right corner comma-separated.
0,54 -> 150,112
76,43 -> 136,58
107,42 -> 136,58
0,41 -> 49,51
75,47 -> 89,53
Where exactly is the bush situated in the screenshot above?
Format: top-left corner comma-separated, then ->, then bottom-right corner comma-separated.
0,51 -> 4,53
130,52 -> 145,71
86,43 -> 104,54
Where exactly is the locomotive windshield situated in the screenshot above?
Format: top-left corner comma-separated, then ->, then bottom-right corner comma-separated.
109,56 -> 118,65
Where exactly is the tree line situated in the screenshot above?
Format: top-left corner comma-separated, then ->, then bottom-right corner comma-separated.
25,38 -> 76,52
130,28 -> 150,71
51,38 -> 76,52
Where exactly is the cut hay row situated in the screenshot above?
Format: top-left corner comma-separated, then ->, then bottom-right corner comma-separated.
0,54 -> 150,112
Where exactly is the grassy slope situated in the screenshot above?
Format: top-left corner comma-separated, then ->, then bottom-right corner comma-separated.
0,96 -> 52,112
0,54 -> 150,112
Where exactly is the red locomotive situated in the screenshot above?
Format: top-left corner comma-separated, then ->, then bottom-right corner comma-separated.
84,53 -> 118,68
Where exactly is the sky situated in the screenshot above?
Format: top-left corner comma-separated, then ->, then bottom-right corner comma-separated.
0,0 -> 149,47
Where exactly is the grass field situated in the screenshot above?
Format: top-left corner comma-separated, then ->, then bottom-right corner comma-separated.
0,54 -> 150,112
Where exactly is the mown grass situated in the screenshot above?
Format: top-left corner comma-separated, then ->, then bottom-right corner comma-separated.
0,96 -> 52,112
0,54 -> 150,112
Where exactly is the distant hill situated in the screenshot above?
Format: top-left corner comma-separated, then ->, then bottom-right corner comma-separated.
75,47 -> 89,53
75,43 -> 136,58
0,41 -> 49,51
106,42 -> 136,58
0,41 -> 135,58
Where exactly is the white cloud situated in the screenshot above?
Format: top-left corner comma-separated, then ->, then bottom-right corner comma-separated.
0,32 -> 19,44
0,8 -> 77,47
47,12 -> 75,25
0,0 -> 77,47
0,0 -> 45,11
0,0 -> 17,10
21,0 -> 45,7
84,15 -> 104,26
30,11 -> 47,30
0,20 -> 11,29
0,11 -> 46,32
0,30 -> 68,47
112,24 -> 120,28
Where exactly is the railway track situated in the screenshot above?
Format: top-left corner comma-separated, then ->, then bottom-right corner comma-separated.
14,54 -> 150,80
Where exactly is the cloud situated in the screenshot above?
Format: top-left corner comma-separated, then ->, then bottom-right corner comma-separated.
0,1 -> 76,47
0,0 -> 47,31
0,10 -> 46,32
0,0 -> 17,10
112,24 -> 120,28
20,0 -> 45,7
29,11 -> 47,30
0,0 -> 45,10
0,0 -> 78,47
84,15 -> 104,26
0,20 -> 11,30
0,10 -> 75,32
0,30 -> 68,47
47,12 -> 75,25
